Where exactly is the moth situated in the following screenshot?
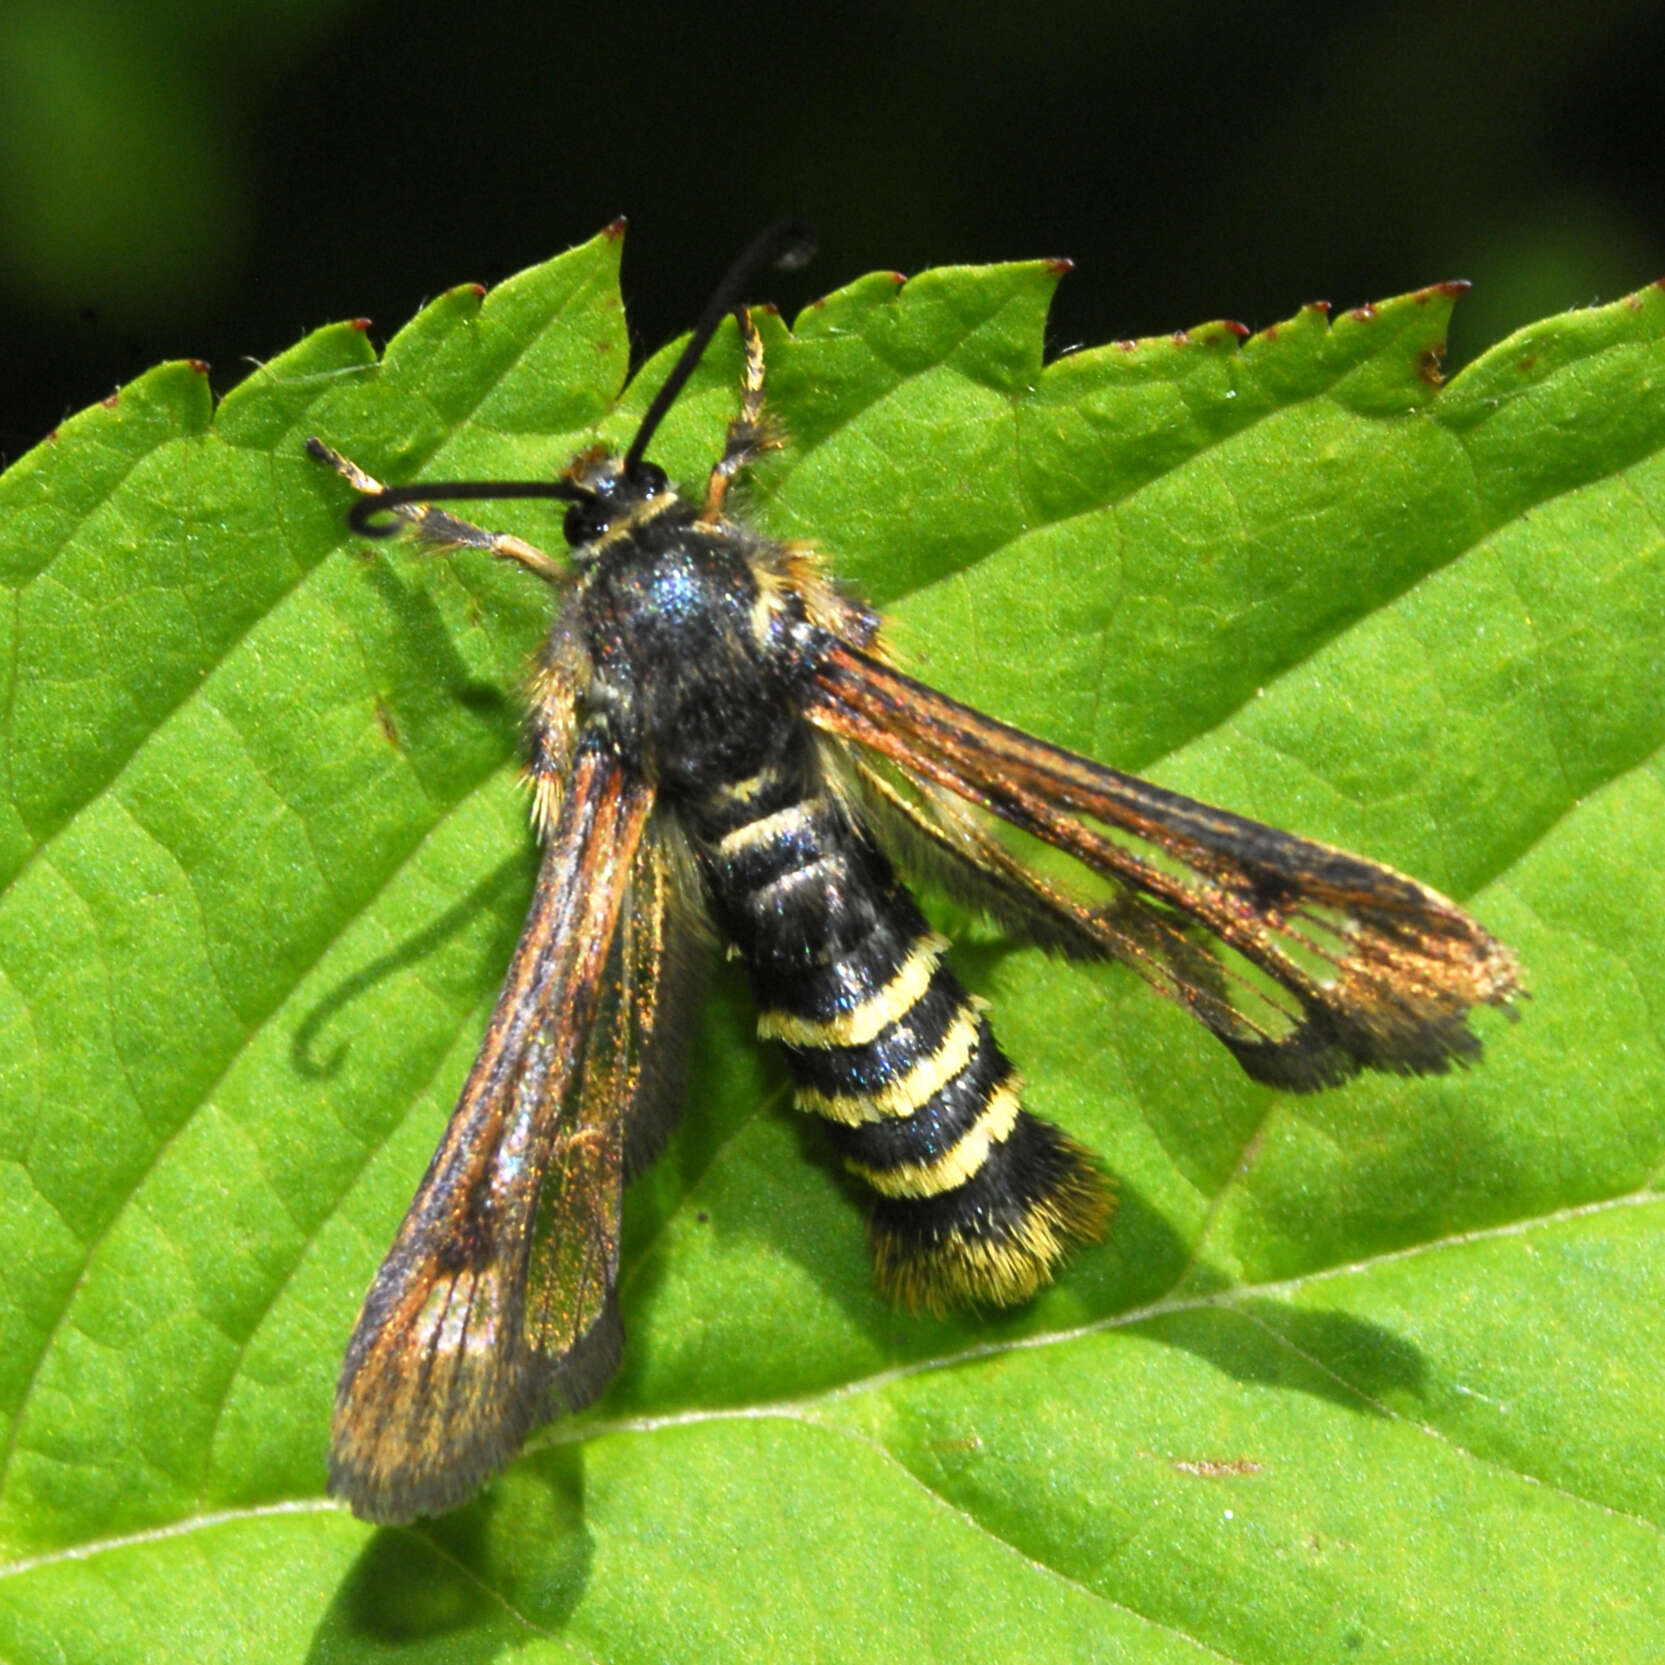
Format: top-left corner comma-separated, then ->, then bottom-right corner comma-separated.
307,225 -> 1520,1524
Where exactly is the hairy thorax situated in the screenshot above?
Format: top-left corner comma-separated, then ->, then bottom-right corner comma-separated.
574,505 -> 818,795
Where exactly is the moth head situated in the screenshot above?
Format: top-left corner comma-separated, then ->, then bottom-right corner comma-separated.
325,222 -> 812,559
558,447 -> 671,548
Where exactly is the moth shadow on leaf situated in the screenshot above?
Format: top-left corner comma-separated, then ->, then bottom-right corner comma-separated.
1135,1291 -> 1428,1417
289,850 -> 535,1080
306,1446 -> 592,1658
358,551 -> 520,736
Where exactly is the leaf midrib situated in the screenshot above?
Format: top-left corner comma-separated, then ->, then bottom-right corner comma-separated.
4,1192 -> 1652,1595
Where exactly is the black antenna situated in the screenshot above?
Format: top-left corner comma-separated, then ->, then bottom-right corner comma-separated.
317,223 -> 815,538
622,219 -> 815,479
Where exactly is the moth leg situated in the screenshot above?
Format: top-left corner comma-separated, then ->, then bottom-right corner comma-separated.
700,307 -> 779,523
305,437 -> 564,583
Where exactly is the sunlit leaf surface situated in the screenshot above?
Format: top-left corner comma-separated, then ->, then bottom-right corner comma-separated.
1,230 -> 1660,1661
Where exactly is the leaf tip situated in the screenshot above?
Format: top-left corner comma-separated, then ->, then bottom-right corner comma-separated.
187,359 -> 212,376
1045,256 -> 1075,278
1417,279 -> 1471,302
348,317 -> 373,334
1347,303 -> 1377,323
603,215 -> 629,241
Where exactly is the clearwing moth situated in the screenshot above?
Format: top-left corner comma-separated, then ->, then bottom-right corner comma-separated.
307,224 -> 1521,1524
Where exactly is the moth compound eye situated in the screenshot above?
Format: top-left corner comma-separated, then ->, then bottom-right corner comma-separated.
630,461 -> 669,497
563,501 -> 610,546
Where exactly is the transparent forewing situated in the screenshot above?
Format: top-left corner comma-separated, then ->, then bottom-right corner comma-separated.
520,825 -> 694,1402
850,756 -> 1245,1019
811,644 -> 1521,1091
329,744 -> 654,1525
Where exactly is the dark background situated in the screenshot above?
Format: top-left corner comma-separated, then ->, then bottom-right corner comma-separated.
2,0 -> 1661,459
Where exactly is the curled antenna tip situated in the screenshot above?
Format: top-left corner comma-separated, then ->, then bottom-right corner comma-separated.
773,220 -> 817,272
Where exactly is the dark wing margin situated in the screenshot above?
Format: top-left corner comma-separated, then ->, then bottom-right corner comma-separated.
810,643 -> 1521,1092
329,741 -> 659,1525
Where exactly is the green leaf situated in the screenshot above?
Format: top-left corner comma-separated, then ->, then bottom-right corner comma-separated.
1,227 -> 1660,1661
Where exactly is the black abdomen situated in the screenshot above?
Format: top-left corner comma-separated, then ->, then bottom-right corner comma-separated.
689,744 -> 1109,1311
